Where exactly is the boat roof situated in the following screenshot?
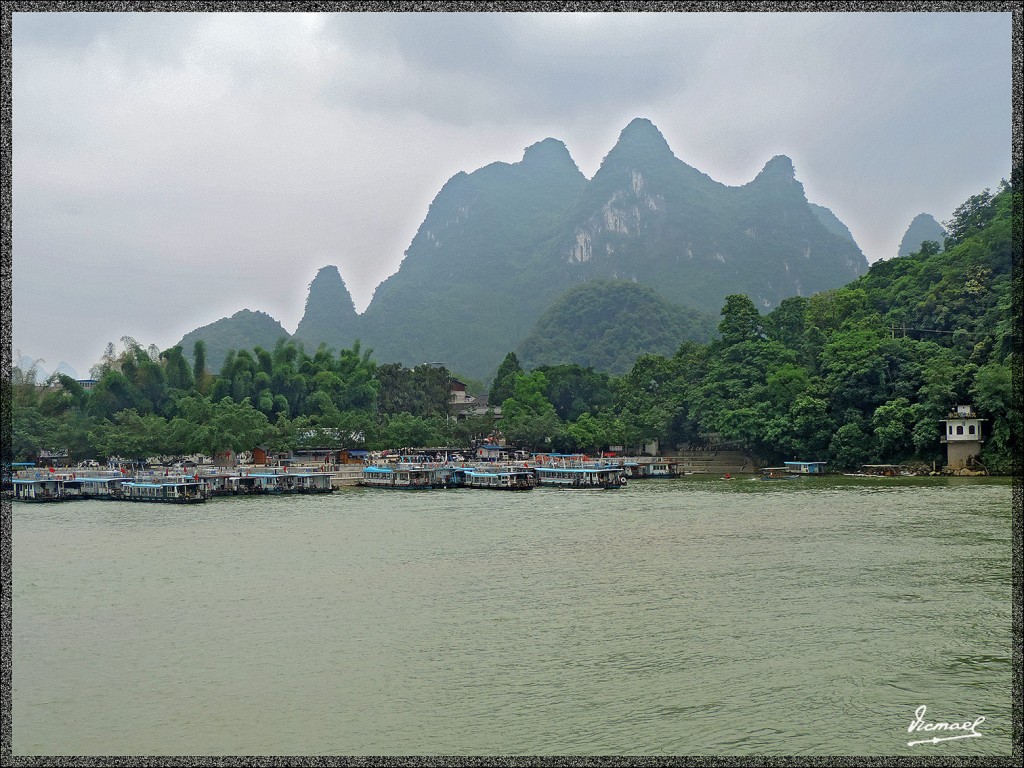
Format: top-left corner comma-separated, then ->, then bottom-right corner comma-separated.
248,472 -> 330,478
465,469 -> 532,477
535,466 -> 618,473
124,481 -> 202,487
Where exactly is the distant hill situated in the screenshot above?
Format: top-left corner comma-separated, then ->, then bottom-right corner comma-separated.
292,266 -> 361,353
178,309 -> 290,373
898,213 -> 946,257
517,280 -> 717,374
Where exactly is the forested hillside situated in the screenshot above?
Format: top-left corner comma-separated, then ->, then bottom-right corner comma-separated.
516,280 -> 715,374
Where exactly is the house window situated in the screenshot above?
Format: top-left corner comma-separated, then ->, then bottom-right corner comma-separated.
968,424 -> 976,435
948,425 -> 953,434
956,425 -> 964,435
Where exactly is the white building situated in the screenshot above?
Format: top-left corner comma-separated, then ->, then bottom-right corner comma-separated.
940,405 -> 986,469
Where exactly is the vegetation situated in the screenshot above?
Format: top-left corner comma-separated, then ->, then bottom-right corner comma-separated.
516,280 -> 715,374
7,180 -> 1018,474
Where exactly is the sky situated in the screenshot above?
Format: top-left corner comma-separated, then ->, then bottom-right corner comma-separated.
9,9 -> 1014,378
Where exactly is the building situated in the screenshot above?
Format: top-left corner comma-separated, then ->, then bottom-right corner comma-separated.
783,461 -> 827,474
450,379 -> 474,405
940,405 -> 986,469
476,444 -> 509,462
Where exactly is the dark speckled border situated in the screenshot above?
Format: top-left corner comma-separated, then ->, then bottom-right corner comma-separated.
1,1 -> 1021,765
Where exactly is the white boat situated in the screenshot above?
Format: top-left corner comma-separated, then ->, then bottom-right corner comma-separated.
12,477 -> 72,502
122,480 -> 208,503
459,467 -> 536,490
358,463 -> 452,489
531,455 -> 626,489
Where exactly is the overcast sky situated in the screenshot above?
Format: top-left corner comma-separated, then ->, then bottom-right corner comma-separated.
10,9 -> 1013,377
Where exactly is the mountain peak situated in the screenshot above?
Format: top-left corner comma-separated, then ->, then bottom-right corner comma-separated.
293,265 -> 360,352
747,154 -> 806,200
756,155 -> 796,181
603,117 -> 675,165
898,213 -> 946,257
621,117 -> 666,140
522,137 -> 577,169
309,264 -> 348,290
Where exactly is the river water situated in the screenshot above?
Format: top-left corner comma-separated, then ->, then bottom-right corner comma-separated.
11,476 -> 1014,756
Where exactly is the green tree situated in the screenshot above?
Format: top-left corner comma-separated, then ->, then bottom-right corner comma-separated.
567,412 -> 607,453
192,339 -> 209,394
489,352 -> 523,405
828,422 -> 876,470
196,397 -> 272,460
500,371 -> 563,450
717,294 -> 764,346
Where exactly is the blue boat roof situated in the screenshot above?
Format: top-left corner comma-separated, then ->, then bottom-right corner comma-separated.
784,461 -> 826,466
364,467 -> 393,474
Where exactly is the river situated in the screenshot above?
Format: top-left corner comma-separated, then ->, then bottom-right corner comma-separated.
10,476 -> 1013,756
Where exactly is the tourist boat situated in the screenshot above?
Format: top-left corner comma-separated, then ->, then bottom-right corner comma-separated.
531,453 -> 626,489
458,467 -> 536,490
239,471 -> 335,494
12,477 -> 72,502
358,463 -> 453,489
530,457 -> 623,489
760,467 -> 801,480
68,475 -> 128,499
122,479 -> 208,503
533,465 -> 625,489
639,460 -> 675,478
289,471 -> 334,493
196,472 -> 238,496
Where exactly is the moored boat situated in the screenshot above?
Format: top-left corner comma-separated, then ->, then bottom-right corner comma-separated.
358,463 -> 453,489
122,479 -> 208,503
531,453 -> 626,489
458,467 -> 536,490
68,475 -> 129,499
12,477 -> 73,502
